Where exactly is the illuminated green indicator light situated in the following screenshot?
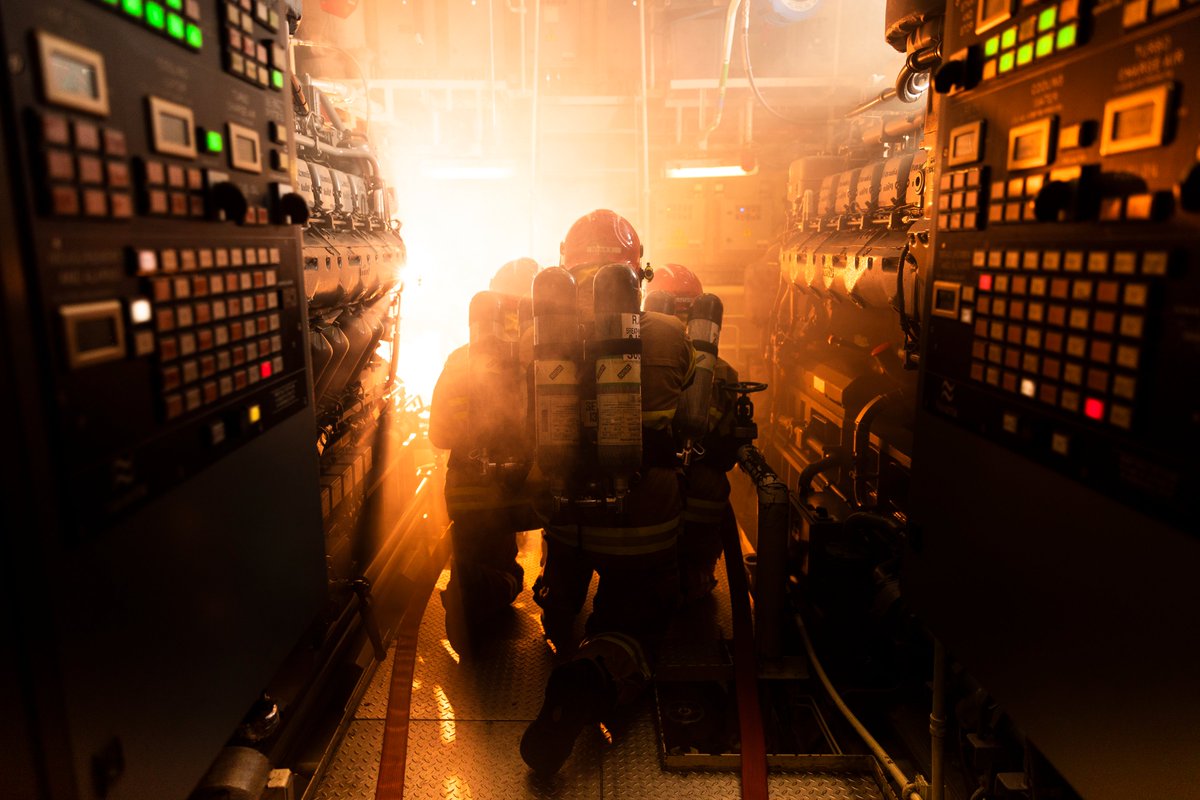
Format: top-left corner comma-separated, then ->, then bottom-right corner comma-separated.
271,69 -> 284,89
186,23 -> 203,48
122,0 -> 144,17
165,0 -> 182,8
103,0 -> 119,5
1017,43 -> 1034,65
1038,7 -> 1057,31
999,52 -> 1016,73
145,2 -> 165,28
1001,27 -> 1017,49
1036,33 -> 1055,57
1056,23 -> 1078,50
205,130 -> 224,153
166,12 -> 185,38
985,35 -> 1000,57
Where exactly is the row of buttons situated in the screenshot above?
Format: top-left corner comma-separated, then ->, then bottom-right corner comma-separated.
1122,0 -> 1189,29
970,359 -> 1134,429
223,2 -> 285,89
134,245 -> 283,275
40,114 -> 133,219
137,158 -> 207,218
980,2 -> 1080,82
164,355 -> 284,420
971,248 -> 1170,276
227,0 -> 281,32
976,274 -> 1150,309
95,0 -> 204,50
41,114 -> 128,156
158,313 -> 282,363
162,332 -> 282,376
149,270 -> 278,303
151,291 -> 277,331
972,323 -> 1142,369
937,167 -> 986,231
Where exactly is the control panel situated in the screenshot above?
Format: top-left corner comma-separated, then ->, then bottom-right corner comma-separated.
3,0 -> 311,528
907,2 -> 1200,797
920,0 -> 1199,524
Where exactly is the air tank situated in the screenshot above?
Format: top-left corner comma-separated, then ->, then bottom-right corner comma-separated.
591,264 -> 642,495
532,268 -> 582,486
675,293 -> 724,464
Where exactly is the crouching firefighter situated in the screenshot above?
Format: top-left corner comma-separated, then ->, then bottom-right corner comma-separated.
652,263 -> 740,603
521,210 -> 693,774
429,258 -> 540,651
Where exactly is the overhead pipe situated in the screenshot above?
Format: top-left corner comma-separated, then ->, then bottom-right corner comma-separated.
638,0 -> 651,243
736,444 -> 790,660
698,0 -> 745,150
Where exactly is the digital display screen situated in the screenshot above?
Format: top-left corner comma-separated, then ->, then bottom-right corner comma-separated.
952,130 -> 978,161
75,316 -> 119,352
1012,131 -> 1044,162
158,111 -> 192,148
1113,102 -> 1156,141
234,134 -> 258,165
49,50 -> 99,101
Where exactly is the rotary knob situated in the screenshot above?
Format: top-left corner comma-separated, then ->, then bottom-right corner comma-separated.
208,181 -> 248,224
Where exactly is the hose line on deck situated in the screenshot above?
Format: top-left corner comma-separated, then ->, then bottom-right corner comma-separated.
794,613 -> 925,800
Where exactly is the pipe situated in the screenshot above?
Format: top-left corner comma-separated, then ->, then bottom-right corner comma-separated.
698,0 -> 745,150
736,444 -> 790,660
290,39 -> 372,136
488,0 -> 498,134
846,87 -> 898,118
529,0 -> 541,254
638,0 -> 651,244
294,132 -> 389,220
796,449 -> 847,498
318,88 -> 348,134
795,613 -> 924,800
931,640 -> 947,800
852,391 -> 902,508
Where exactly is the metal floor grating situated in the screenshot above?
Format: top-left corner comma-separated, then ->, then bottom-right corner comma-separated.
310,529 -> 887,800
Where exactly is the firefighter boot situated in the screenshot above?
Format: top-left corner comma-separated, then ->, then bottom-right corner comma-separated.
520,658 -> 612,774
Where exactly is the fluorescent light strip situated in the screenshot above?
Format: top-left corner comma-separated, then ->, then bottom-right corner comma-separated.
665,165 -> 756,179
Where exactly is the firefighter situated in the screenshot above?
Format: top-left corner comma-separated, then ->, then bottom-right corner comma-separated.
521,210 -> 693,774
428,258 -> 540,652
651,263 -> 741,603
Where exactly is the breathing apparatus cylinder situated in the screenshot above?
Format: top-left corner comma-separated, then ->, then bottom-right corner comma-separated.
532,269 -> 582,489
676,293 -> 724,464
643,290 -> 676,316
467,291 -> 516,457
591,264 -> 643,497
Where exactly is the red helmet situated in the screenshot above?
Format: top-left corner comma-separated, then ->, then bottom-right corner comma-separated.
650,263 -> 703,314
560,209 -> 643,274
490,257 -> 538,299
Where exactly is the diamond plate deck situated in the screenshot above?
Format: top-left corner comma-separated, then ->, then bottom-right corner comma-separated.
404,720 -> 603,800
310,530 -> 889,800
357,645 -> 397,721
310,721 -> 384,800
409,531 -> 565,723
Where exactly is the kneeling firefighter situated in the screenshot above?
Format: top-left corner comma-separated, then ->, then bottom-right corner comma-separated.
652,263 -> 740,603
521,210 -> 693,774
429,258 -> 540,650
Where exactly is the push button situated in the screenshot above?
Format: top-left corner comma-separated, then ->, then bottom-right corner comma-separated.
46,150 -> 75,181
42,113 -> 71,146
51,186 -> 80,216
73,121 -> 101,152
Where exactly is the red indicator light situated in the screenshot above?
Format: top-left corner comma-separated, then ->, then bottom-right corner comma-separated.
979,274 -> 993,291
1084,397 -> 1104,420
260,361 -> 273,379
